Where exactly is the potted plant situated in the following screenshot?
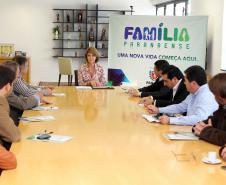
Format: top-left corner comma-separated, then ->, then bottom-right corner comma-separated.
53,25 -> 60,39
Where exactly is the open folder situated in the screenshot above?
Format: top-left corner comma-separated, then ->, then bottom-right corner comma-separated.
27,134 -> 73,143
20,116 -> 55,123
142,114 -> 160,123
75,86 -> 92,90
164,132 -> 199,140
92,86 -> 114,90
32,106 -> 58,111
52,93 -> 65,97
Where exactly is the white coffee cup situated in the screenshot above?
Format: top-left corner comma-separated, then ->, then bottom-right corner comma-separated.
207,151 -> 217,163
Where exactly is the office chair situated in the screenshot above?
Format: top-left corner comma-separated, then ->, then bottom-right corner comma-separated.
74,70 -> 78,86
58,57 -> 73,86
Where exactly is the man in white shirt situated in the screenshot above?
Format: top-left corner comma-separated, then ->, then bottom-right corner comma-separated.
146,65 -> 218,126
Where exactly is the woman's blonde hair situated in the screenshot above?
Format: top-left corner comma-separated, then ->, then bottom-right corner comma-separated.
85,47 -> 100,63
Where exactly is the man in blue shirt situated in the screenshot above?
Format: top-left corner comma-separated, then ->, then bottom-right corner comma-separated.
146,65 -> 218,126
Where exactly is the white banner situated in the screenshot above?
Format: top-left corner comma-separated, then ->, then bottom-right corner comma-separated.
108,15 -> 208,86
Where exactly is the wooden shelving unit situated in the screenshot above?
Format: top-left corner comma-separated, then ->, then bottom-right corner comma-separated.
52,4 -> 133,58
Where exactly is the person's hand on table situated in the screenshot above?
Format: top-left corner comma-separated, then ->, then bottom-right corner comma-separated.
159,115 -> 170,125
90,80 -> 101,87
139,96 -> 153,106
47,86 -> 55,91
44,88 -> 53,95
146,104 -> 159,114
128,88 -> 141,97
220,146 -> 226,161
40,97 -> 52,105
193,119 -> 212,136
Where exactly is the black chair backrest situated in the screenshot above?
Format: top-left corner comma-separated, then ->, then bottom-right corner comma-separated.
74,70 -> 78,86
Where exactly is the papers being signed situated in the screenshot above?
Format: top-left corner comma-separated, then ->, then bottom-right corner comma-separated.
32,106 -> 58,111
142,114 -> 160,123
20,116 -> 55,123
27,134 -> 73,143
164,132 -> 199,140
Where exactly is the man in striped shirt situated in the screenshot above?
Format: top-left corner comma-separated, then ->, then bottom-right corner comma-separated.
2,61 -> 50,124
13,56 -> 54,97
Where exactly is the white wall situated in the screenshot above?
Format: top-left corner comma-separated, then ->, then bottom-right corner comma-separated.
0,0 -> 155,83
221,0 -> 226,70
1,0 -> 223,81
190,0 -> 224,76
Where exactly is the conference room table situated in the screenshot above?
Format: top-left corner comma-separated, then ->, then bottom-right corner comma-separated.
1,87 -> 226,185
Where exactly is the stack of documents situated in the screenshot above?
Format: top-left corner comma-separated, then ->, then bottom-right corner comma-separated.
27,134 -> 73,143
20,116 -> 55,123
142,114 -> 160,123
32,106 -> 58,111
75,86 -> 92,90
138,103 -> 144,107
92,86 -> 114,89
52,93 -> 65,96
164,132 -> 199,140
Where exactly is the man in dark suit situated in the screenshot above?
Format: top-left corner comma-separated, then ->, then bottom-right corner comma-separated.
141,65 -> 189,107
128,60 -> 171,99
156,65 -> 189,107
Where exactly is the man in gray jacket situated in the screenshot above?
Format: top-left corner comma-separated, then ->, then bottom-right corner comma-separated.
2,61 -> 48,124
0,65 -> 21,145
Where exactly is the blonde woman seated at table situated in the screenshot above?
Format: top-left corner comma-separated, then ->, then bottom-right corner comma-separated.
78,47 -> 106,87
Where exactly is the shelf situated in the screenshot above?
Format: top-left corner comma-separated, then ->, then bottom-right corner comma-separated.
53,39 -> 86,41
63,39 -> 86,41
53,4 -> 133,59
97,23 -> 109,24
74,22 -> 86,24
64,31 -> 86,33
98,9 -> 133,12
53,8 -> 86,11
87,10 -> 98,12
98,16 -> 109,18
53,48 -> 86,49
53,55 -> 85,58
53,22 -> 74,23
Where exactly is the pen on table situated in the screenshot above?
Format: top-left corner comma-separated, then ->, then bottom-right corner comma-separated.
19,117 -> 28,119
153,100 -> 156,107
44,130 -> 54,135
192,152 -> 197,162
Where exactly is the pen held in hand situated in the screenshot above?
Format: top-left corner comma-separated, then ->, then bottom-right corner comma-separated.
153,100 -> 156,107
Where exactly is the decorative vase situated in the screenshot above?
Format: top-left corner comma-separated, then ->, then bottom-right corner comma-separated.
54,31 -> 59,39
